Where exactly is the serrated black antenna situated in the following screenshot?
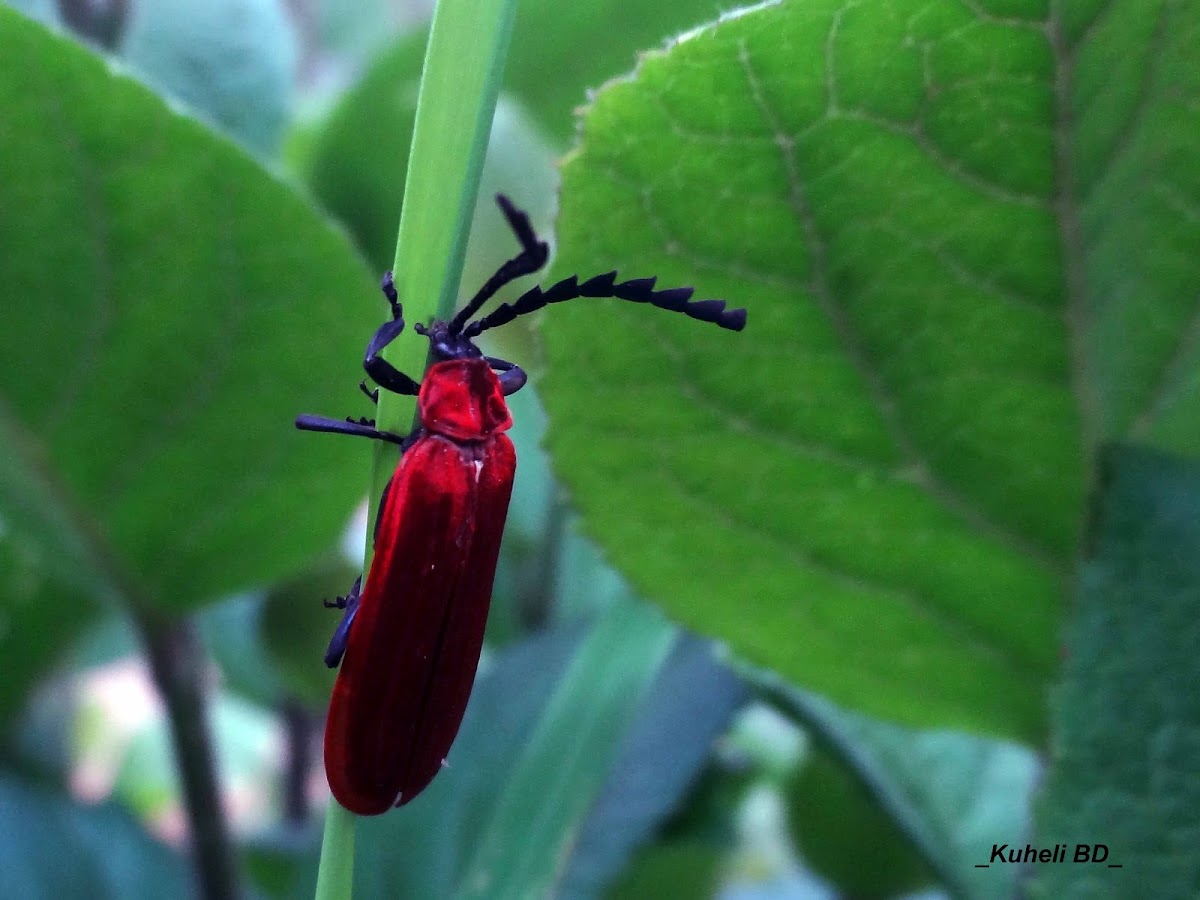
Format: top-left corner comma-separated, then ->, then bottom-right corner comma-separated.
462,270 -> 748,338
449,194 -> 549,334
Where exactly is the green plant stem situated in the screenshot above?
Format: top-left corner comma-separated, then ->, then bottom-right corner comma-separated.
135,606 -> 241,900
313,0 -> 518,897
315,801 -> 356,898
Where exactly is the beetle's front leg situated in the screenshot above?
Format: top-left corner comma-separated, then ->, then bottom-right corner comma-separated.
363,323 -> 420,396
295,414 -> 406,445
486,355 -> 527,396
364,271 -> 422,397
324,576 -> 362,668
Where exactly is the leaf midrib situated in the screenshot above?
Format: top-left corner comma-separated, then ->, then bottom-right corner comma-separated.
1052,0 -> 1185,452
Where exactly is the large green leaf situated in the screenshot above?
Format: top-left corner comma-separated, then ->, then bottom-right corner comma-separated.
0,8 -> 378,719
1031,446 -> 1200,898
539,0 -> 1199,738
0,413 -> 124,723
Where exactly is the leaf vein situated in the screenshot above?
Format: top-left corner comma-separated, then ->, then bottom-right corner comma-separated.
957,0 -> 1046,30
654,462 -> 1038,676
738,38 -> 1066,574
830,109 -> 1052,210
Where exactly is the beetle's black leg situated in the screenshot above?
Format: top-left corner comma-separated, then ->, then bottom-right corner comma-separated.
381,270 -> 401,319
295,414 -> 406,446
363,352 -> 421,397
321,468 -> 402,667
322,579 -> 357,610
485,355 -> 527,396
363,319 -> 421,396
360,380 -> 380,404
363,271 -> 423,397
324,576 -> 362,668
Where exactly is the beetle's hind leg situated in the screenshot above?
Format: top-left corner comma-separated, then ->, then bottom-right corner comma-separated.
324,576 -> 362,668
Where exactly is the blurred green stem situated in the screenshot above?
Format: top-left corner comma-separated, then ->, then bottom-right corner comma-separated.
135,607 -> 241,900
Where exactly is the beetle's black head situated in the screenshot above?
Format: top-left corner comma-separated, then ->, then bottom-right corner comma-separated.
414,320 -> 484,362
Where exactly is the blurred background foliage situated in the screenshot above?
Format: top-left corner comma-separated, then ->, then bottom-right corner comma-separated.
0,0 -> 1196,898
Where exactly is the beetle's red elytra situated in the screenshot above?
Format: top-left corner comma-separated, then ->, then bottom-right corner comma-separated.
296,195 -> 746,815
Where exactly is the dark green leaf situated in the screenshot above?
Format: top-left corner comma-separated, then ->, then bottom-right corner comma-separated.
1031,446 -> 1200,898
788,752 -> 933,898
453,600 -> 677,899
758,677 -> 1038,899
0,7 -> 379,720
